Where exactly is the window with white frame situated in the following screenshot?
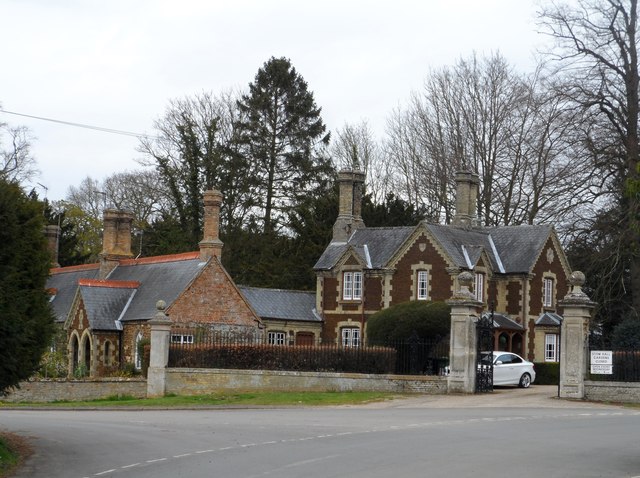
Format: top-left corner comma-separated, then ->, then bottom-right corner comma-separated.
543,277 -> 554,307
170,334 -> 194,344
268,331 -> 286,345
474,272 -> 485,302
341,327 -> 361,347
343,271 -> 363,300
417,270 -> 429,300
545,334 -> 558,362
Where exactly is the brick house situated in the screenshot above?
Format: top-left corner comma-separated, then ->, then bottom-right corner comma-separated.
313,170 -> 571,362
47,191 -> 263,377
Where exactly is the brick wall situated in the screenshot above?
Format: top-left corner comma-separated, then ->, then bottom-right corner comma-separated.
390,233 -> 450,305
168,259 -> 260,328
165,368 -> 447,395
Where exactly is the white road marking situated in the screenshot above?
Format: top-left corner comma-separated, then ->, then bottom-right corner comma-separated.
82,410 -> 638,478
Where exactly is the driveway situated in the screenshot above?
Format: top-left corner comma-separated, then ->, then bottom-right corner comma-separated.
357,385 -> 623,409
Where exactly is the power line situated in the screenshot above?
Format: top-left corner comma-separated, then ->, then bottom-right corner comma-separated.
0,108 -> 159,140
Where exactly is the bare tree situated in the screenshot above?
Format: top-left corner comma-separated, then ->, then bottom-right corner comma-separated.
539,0 -> 640,311
331,121 -> 390,203
138,90 -> 256,244
384,52 -> 594,229
0,121 -> 38,184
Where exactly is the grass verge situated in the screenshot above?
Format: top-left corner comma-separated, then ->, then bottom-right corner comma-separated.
0,391 -> 400,408
0,432 -> 31,478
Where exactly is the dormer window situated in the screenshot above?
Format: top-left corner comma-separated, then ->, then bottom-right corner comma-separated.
343,271 -> 362,300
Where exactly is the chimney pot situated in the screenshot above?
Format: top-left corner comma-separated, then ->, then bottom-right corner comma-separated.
200,189 -> 224,260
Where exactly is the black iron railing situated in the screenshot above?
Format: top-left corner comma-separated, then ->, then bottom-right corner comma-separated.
168,333 -> 449,376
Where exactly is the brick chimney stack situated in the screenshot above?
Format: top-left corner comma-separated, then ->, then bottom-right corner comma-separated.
99,209 -> 134,278
200,189 -> 224,261
332,169 -> 366,242
44,224 -> 60,268
452,171 -> 480,228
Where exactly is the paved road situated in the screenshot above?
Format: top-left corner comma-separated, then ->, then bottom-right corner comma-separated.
2,387 -> 639,478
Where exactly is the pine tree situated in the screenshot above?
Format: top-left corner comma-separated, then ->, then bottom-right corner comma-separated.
236,57 -> 332,233
0,179 -> 54,394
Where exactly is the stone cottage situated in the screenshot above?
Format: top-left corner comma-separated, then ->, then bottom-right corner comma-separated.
47,191 -> 263,377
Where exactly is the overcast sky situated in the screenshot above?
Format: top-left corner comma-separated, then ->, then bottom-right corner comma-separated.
1,0 -> 550,201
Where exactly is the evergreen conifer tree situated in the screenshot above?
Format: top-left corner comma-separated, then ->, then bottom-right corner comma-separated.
0,179 -> 54,394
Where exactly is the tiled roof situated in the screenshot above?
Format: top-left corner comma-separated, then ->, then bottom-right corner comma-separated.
314,227 -> 414,270
535,311 -> 563,326
107,256 -> 204,322
483,312 -> 525,331
238,286 -> 320,322
314,222 -> 554,276
485,225 -> 553,273
47,252 -> 205,325
47,265 -> 100,323
78,285 -> 137,331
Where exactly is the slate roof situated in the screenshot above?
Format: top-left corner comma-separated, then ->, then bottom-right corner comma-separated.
535,311 -> 563,326
106,253 -> 204,322
48,252 -> 205,327
485,225 -> 553,273
239,286 -> 320,323
77,283 -> 137,331
48,265 -> 100,323
482,312 -> 525,332
314,222 -> 554,276
314,227 -> 414,270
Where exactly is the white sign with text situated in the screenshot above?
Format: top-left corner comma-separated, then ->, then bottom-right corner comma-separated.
590,350 -> 613,374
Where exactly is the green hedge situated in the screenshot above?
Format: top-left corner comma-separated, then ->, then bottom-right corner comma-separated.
533,362 -> 559,385
170,344 -> 397,374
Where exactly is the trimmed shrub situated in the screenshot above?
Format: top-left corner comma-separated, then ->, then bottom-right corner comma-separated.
366,300 -> 450,342
533,362 -> 559,385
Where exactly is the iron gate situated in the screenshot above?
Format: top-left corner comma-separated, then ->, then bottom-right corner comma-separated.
476,314 -> 494,393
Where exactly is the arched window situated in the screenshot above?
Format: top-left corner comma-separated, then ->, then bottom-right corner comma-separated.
134,332 -> 144,370
104,341 -> 111,366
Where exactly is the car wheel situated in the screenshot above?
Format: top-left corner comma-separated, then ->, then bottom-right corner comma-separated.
519,373 -> 531,388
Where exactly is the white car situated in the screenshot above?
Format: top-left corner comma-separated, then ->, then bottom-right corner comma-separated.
492,352 -> 536,388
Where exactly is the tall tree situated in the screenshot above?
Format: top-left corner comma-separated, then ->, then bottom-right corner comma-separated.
139,90 -> 255,249
235,57 -> 333,233
539,0 -> 640,313
0,179 -> 54,394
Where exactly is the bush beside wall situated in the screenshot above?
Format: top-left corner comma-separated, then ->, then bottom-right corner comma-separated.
533,362 -> 559,385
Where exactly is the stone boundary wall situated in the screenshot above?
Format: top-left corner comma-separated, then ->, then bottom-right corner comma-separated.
2,379 -> 147,403
584,380 -> 640,404
165,368 -> 447,395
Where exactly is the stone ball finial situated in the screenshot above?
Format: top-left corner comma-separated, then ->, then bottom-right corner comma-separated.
156,300 -> 166,311
569,271 -> 585,287
458,271 -> 474,289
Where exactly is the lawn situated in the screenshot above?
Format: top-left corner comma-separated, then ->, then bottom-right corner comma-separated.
0,390 -> 400,408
